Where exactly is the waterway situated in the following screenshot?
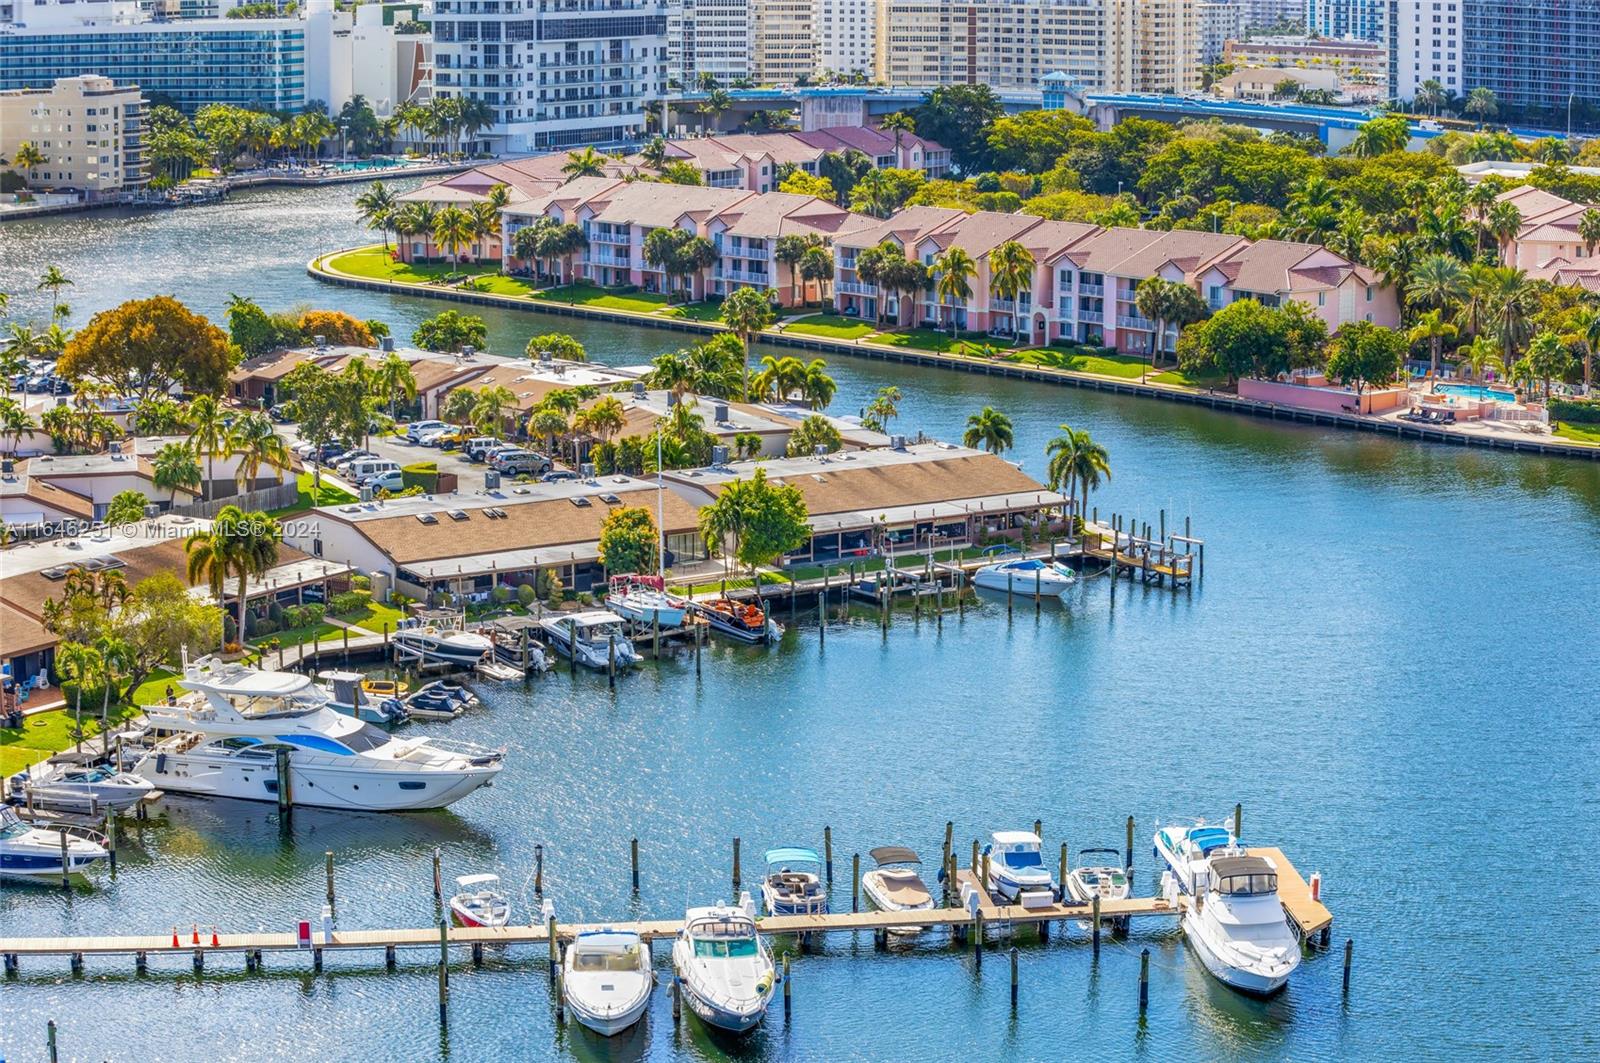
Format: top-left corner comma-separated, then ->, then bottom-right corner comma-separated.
3,184 -> 1599,1062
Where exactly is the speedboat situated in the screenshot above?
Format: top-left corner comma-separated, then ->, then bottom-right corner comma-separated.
448,873 -> 511,928
692,598 -> 782,644
131,654 -> 504,812
1153,820 -> 1239,895
608,574 -> 689,628
0,806 -> 108,879
539,611 -> 641,670
860,846 -> 934,935
1064,848 -> 1131,928
983,831 -> 1056,903
392,614 -> 494,669
760,847 -> 828,917
563,928 -> 653,1036
672,898 -> 776,1034
971,556 -> 1077,596
319,670 -> 408,726
483,616 -> 551,673
1175,853 -> 1301,996
12,760 -> 156,811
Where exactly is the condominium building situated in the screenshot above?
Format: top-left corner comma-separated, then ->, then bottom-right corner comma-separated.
1225,34 -> 1386,89
0,73 -> 145,197
1196,1 -> 1241,65
1384,0 -> 1461,104
666,0 -> 751,86
1303,0 -> 1382,41
1458,0 -> 1600,117
1236,0 -> 1300,30
431,0 -> 666,153
814,0 -> 876,77
872,0 -> 955,88
752,0 -> 813,84
1103,0 -> 1198,94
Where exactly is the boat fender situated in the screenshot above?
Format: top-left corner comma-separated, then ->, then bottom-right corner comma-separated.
756,973 -> 773,994
155,753 -> 167,774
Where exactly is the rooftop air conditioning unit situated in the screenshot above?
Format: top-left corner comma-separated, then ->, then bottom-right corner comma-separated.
712,402 -> 729,423
314,335 -> 327,348
360,484 -> 374,502
484,470 -> 501,490
143,503 -> 160,518
632,381 -> 646,398
463,345 -> 476,357
890,434 -> 907,450
710,445 -> 729,465
538,349 -> 553,364
380,337 -> 396,352
580,462 -> 595,478
813,444 -> 829,457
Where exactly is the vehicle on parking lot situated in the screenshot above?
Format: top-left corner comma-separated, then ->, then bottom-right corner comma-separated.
463,437 -> 500,462
347,459 -> 401,483
481,443 -> 524,464
540,470 -> 578,483
429,426 -> 473,449
491,450 -> 552,476
406,420 -> 448,443
269,402 -> 297,422
366,469 -> 407,493
417,426 -> 464,447
334,450 -> 379,472
303,442 -> 347,464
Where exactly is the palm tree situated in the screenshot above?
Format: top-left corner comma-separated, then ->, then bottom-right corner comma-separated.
1463,86 -> 1498,127
720,287 -> 777,397
1486,200 -> 1521,262
527,406 -> 568,455
988,240 -> 1035,340
698,89 -> 732,134
185,522 -> 239,648
880,111 -> 915,158
1572,305 -> 1600,394
376,352 -> 418,419
800,359 -> 836,409
0,397 -> 37,456
799,245 -> 834,305
751,354 -> 807,403
470,200 -> 502,259
37,265 -> 72,324
10,142 -> 45,186
538,222 -> 589,287
933,248 -> 977,337
1408,309 -> 1459,379
355,181 -> 397,250
152,441 -> 202,505
432,206 -> 476,272
1579,209 -> 1600,258
185,395 -> 230,501
1405,253 -> 1467,316
640,136 -> 668,170
1044,424 -> 1110,530
92,633 -> 132,756
393,202 -> 437,258
562,146 -> 607,179
54,641 -> 103,753
472,384 -> 518,438
575,395 -> 626,446
774,234 -> 815,305
228,411 -> 292,492
962,406 -> 1014,455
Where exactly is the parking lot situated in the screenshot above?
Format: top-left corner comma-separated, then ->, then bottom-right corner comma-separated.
274,421 -> 570,494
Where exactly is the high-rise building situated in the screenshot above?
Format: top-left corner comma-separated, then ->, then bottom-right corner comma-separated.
814,0 -> 876,78
0,73 -> 145,198
1458,0 -> 1599,118
1103,0 -> 1198,93
872,0 -> 956,88
1304,0 -> 1382,40
666,0 -> 752,86
1197,2 -> 1242,65
752,0 -> 814,84
1236,0 -> 1300,30
432,0 -> 666,153
1384,0 -> 1462,105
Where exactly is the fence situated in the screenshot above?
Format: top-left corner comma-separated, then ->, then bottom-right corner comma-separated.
169,481 -> 300,519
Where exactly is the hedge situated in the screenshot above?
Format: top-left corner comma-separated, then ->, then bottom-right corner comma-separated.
402,461 -> 439,492
1550,398 -> 1600,424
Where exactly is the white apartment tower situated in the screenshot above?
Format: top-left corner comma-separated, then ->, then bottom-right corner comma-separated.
1384,0 -> 1462,105
1197,2 -> 1242,65
752,0 -> 815,83
432,0 -> 667,153
667,0 -> 753,86
814,0 -> 877,78
1103,0 -> 1198,93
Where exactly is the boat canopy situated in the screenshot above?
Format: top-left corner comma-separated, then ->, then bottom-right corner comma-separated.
1188,826 -> 1234,853
992,831 -> 1042,848
1208,855 -> 1278,896
765,847 -> 822,866
455,873 -> 501,888
573,929 -> 641,953
870,846 -> 920,866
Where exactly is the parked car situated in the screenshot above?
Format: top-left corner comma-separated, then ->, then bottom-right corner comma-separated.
416,426 -> 460,447
406,420 -> 448,443
310,442 -> 347,464
269,402 -> 297,423
540,470 -> 578,483
347,459 -> 401,483
492,450 -> 552,477
365,469 -> 406,493
430,427 -> 473,449
334,451 -> 378,475
463,437 -> 500,462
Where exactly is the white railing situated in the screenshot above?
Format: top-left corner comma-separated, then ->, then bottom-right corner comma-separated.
1078,282 -> 1104,297
1117,314 -> 1153,330
838,280 -> 878,296
1078,309 -> 1103,324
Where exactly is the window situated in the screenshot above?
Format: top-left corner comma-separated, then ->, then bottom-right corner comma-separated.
1365,286 -> 1373,301
1317,292 -> 1326,307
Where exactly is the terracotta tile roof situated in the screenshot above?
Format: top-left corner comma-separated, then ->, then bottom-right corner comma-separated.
318,353 -> 489,396
1055,226 -> 1166,272
585,183 -> 756,229
710,192 -> 862,239
834,206 -> 966,250
1211,239 -> 1321,292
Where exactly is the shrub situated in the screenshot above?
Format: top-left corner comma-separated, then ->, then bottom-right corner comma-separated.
401,461 -> 439,493
492,585 -> 512,604
350,574 -> 371,591
267,601 -> 284,624
223,615 -> 237,643
330,590 -> 368,615
516,583 -> 536,606
1550,397 -> 1600,424
248,616 -> 279,637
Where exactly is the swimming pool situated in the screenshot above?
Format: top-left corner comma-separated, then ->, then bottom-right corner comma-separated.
1436,383 -> 1517,403
333,158 -> 407,173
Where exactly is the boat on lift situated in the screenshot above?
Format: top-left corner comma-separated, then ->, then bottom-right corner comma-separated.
401,680 -> 476,720
448,873 -> 511,928
1153,820 -> 1239,895
983,830 -> 1057,903
10,759 -> 155,811
0,806 -> 108,880
482,616 -> 551,673
607,574 -> 689,628
392,610 -> 495,669
1173,853 -> 1301,995
971,556 -> 1077,596
563,928 -> 654,1036
692,598 -> 782,644
130,654 -> 504,811
539,611 -> 642,670
859,846 -> 935,936
671,897 -> 776,1034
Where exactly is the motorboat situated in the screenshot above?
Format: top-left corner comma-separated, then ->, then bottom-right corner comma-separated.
360,677 -> 407,700
403,680 -> 475,721
0,806 -> 108,879
607,574 -> 689,628
10,760 -> 155,811
692,598 -> 782,644
392,611 -> 495,669
760,847 -> 828,917
1173,854 -> 1301,996
1153,820 -> 1239,895
130,654 -> 504,812
539,611 -> 642,671
319,670 -> 408,726
1064,848 -> 1131,929
448,873 -> 511,928
671,898 -> 776,1034
971,556 -> 1077,596
563,928 -> 654,1036
482,616 -> 551,673
859,846 -> 934,935
983,831 -> 1056,903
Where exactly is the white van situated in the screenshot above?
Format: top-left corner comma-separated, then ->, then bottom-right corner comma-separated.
406,420 -> 447,443
346,459 -> 401,483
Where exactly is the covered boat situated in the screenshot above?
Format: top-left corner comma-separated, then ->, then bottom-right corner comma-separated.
860,846 -> 934,935
563,928 -> 653,1036
1177,854 -> 1300,995
760,847 -> 828,917
971,556 -> 1077,596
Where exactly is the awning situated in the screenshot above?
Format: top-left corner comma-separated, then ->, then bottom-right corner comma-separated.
869,846 -> 921,866
764,847 -> 821,866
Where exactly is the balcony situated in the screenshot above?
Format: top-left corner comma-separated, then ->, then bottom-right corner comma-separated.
1078,282 -> 1104,297
589,250 -> 630,266
1116,314 -> 1153,330
837,280 -> 878,296
588,230 -> 630,245
715,268 -> 772,285
1078,310 -> 1103,324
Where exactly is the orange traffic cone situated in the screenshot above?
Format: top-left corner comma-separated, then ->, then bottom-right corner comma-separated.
171,927 -> 180,948
211,928 -> 220,948
191,923 -> 200,945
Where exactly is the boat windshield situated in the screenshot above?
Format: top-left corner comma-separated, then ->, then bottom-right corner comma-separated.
1217,872 -> 1277,896
225,691 -> 323,719
574,947 -> 641,972
693,938 -> 759,958
0,812 -> 30,840
1004,849 -> 1043,868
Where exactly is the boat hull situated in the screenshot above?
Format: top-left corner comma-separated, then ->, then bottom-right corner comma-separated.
1,849 -> 107,878
1182,913 -> 1294,996
132,751 -> 499,811
677,982 -> 769,1034
392,634 -> 491,668
610,600 -> 688,628
565,982 -> 651,1037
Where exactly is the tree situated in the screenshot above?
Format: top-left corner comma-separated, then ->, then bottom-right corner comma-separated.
640,136 -> 669,170
563,146 -> 607,179
38,265 -> 73,324
54,641 -> 103,753
536,222 -> 588,287
656,161 -> 703,185
298,309 -> 375,348
1483,266 -> 1536,363
185,394 -> 230,501
912,84 -> 1003,172
1525,330 -> 1572,400
778,171 -> 834,199
988,240 -> 1036,338
818,149 -> 873,204
643,226 -> 693,298
1463,87 -> 1499,126
58,296 -> 234,402
751,354 -> 806,403
1405,253 -> 1467,321
575,395 -> 626,447
1414,79 -> 1446,116
1044,424 -> 1110,527
880,111 -> 916,158
526,332 -> 587,362
0,397 -> 37,455
933,247 -> 977,336
187,505 -> 280,648
527,405 -> 568,453
962,406 -> 1014,454
376,352 -> 418,419
775,234 -> 819,304
229,411 -> 292,491
799,245 -> 835,304
104,490 -> 150,527
1579,209 -> 1600,258
413,309 -> 488,353
1177,298 -> 1294,385
152,441 -> 201,504
1408,309 -> 1459,378
1325,321 -> 1406,400
720,287 -> 777,396
699,467 -> 809,579
861,385 -> 903,433
9,141 -> 45,185
1345,114 -> 1410,159
800,359 -> 836,409
432,206 -> 475,270
355,181 -> 397,249
785,414 -> 843,457
598,506 -> 659,575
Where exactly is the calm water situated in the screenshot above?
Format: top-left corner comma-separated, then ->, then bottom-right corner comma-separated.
3,186 -> 1599,1062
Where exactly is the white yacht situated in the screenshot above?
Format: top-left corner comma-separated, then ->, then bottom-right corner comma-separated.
860,846 -> 935,936
1176,854 -> 1301,996
971,557 -> 1077,596
131,655 -> 504,812
983,831 -> 1056,902
563,928 -> 654,1036
12,760 -> 155,811
392,613 -> 494,669
672,898 -> 776,1034
539,611 -> 642,671
607,575 -> 689,628
1064,848 -> 1131,929
0,806 -> 108,880
1153,821 -> 1239,895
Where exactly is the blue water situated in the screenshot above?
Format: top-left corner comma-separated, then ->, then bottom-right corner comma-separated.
1434,383 -> 1517,403
2,184 -> 1599,1062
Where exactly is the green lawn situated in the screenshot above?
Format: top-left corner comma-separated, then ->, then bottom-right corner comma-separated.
267,472 -> 358,518
1151,367 -> 1227,389
528,282 -> 671,315
322,246 -> 526,294
782,314 -> 878,340
129,668 -> 179,708
661,301 -> 725,323
670,572 -> 791,597
867,328 -> 1019,356
249,621 -> 341,652
339,599 -> 405,634
1008,346 -> 1150,379
1,698 -> 147,776
1553,422 -> 1600,445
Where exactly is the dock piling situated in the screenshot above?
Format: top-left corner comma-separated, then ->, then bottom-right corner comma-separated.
134,951 -> 145,975
851,853 -> 860,913
1033,818 -> 1042,840
1058,844 -> 1067,900
534,844 -> 544,896
1139,948 -> 1150,1012
783,953 -> 792,1018
1092,895 -> 1101,958
974,910 -> 985,968
325,850 -> 335,907
732,837 -> 741,895
472,942 -> 483,966
607,634 -> 615,689
671,976 -> 682,1023
312,947 -> 321,973
554,967 -> 565,1024
1007,572 -> 1014,618
1233,803 -> 1242,842
1010,947 -> 1019,1009
694,620 -> 702,677
942,822 -> 953,889
274,747 -> 292,819
1125,815 -> 1135,872
437,919 -> 449,1024
70,951 -> 82,975
432,847 -> 443,901
631,837 -> 640,893
1343,938 -> 1353,996
47,1019 -> 58,1063
824,825 -> 834,883
193,948 -> 204,974
59,832 -> 69,891
104,808 -> 117,872
546,914 -> 558,982
385,944 -> 396,970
